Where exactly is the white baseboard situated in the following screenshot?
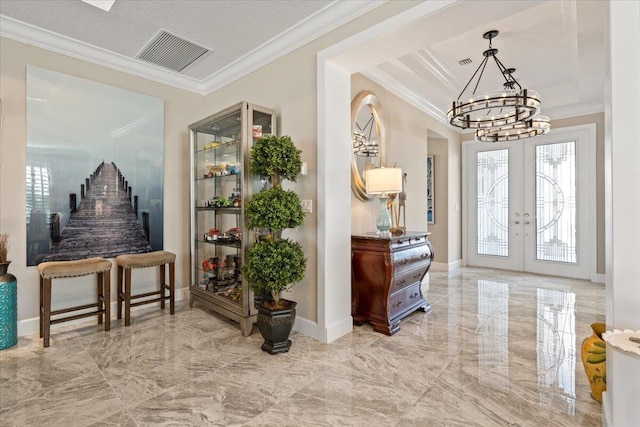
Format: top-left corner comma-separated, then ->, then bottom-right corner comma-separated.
17,286 -> 190,337
324,316 -> 353,343
430,259 -> 462,272
602,391 -> 611,427
593,273 -> 606,284
293,315 -> 319,340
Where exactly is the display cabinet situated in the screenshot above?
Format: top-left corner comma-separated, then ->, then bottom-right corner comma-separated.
189,102 -> 274,336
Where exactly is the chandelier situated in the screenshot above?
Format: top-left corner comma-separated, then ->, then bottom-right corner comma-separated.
447,30 -> 550,142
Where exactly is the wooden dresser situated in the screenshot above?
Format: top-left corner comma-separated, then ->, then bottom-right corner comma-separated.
351,232 -> 433,335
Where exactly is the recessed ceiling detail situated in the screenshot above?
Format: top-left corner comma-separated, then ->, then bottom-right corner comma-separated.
136,30 -> 210,73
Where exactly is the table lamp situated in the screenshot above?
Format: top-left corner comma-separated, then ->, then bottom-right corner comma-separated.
365,167 -> 403,236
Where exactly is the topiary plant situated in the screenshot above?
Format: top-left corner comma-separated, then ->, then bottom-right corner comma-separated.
243,135 -> 306,309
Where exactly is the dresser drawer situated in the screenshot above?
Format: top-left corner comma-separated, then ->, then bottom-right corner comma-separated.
392,265 -> 428,291
388,284 -> 423,319
390,234 -> 428,251
392,245 -> 432,275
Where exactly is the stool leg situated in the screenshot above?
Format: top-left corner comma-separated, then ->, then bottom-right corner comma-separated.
97,271 -> 104,325
117,265 -> 123,320
39,276 -> 44,338
124,267 -> 132,326
160,264 -> 166,310
104,269 -> 111,332
169,261 -> 175,315
43,278 -> 52,347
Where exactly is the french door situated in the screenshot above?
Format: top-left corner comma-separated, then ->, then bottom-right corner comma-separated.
464,125 -> 595,279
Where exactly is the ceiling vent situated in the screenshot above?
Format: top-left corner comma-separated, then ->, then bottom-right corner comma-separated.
458,58 -> 473,66
136,30 -> 210,72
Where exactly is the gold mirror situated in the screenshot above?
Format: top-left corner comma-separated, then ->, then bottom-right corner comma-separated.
351,91 -> 386,201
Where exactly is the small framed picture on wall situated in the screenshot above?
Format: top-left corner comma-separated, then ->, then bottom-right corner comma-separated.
426,155 -> 434,224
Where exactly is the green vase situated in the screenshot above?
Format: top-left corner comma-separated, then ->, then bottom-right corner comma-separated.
0,261 -> 18,350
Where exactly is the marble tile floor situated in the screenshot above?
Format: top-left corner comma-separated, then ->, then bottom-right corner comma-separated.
0,267 -> 605,426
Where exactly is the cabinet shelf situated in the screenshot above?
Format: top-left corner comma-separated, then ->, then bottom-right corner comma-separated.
195,139 -> 240,154
196,207 -> 241,213
196,239 -> 242,249
189,101 -> 274,337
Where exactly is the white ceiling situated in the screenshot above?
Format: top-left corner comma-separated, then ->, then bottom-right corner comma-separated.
0,0 -> 607,125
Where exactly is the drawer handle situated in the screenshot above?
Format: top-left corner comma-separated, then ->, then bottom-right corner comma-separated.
412,273 -> 422,280
396,280 -> 406,287
410,292 -> 419,299
392,301 -> 403,309
420,253 -> 429,259
398,259 -> 408,266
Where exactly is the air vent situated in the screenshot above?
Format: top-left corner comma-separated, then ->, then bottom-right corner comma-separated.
136,30 -> 210,72
458,58 -> 473,66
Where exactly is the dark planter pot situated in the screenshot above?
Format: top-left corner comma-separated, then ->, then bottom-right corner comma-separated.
256,299 -> 296,355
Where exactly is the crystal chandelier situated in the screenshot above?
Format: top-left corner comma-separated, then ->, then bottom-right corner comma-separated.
447,30 -> 550,142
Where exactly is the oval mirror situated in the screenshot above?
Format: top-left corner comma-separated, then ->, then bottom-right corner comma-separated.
351,91 -> 386,201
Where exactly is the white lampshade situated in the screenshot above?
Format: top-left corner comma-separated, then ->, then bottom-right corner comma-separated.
365,167 -> 402,195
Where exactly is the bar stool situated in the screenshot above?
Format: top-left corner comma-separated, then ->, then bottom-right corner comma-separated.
37,257 -> 112,347
115,250 -> 175,326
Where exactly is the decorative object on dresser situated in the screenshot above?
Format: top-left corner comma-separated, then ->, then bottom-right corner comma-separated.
365,167 -> 403,236
388,170 -> 407,236
243,135 -> 306,354
351,232 -> 433,335
189,102 -> 275,337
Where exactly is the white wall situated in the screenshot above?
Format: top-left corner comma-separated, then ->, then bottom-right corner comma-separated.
603,1 -> 640,426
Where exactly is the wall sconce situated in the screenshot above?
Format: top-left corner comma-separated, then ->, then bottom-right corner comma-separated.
365,167 -> 403,236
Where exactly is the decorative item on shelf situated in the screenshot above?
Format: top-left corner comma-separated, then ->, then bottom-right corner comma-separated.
0,232 -> 17,350
447,30 -> 550,142
365,167 -> 403,236
243,135 -> 306,354
580,322 -> 606,402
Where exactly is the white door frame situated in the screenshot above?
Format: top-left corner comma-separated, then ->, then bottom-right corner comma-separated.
462,124 -> 597,281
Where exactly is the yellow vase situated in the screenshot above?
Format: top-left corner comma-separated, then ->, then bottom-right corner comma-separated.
581,322 -> 607,402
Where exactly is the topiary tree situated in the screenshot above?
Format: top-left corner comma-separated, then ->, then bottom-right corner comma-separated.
243,135 -> 306,309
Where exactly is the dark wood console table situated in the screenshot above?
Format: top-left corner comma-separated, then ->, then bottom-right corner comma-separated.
351,231 -> 433,335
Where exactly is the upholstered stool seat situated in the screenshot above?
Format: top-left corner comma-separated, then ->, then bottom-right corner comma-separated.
116,250 -> 175,326
37,257 -> 112,347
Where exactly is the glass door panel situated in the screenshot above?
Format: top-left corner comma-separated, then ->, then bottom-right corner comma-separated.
535,141 -> 577,263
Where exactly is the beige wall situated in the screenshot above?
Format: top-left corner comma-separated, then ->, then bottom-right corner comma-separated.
0,37 -> 204,329
427,137 -> 448,264
350,74 -> 462,265
197,2 -> 422,323
0,1 -> 424,333
461,112 -> 605,274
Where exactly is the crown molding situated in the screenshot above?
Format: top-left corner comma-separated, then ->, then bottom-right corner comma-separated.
546,101 -> 604,121
1,1 -> 384,96
200,0 -> 386,94
361,67 -> 451,127
0,15 -> 206,94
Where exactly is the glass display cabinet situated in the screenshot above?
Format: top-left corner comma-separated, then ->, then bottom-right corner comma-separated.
189,102 -> 274,336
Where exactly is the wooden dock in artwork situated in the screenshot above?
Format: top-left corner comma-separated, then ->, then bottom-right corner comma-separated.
44,162 -> 152,261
